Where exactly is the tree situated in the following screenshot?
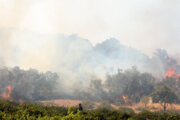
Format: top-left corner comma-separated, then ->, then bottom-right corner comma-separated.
90,79 -> 107,101
81,100 -> 95,110
97,101 -> 113,110
104,68 -> 155,103
151,84 -> 178,111
140,96 -> 149,107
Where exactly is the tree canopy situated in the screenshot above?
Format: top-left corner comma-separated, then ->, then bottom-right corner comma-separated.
151,84 -> 178,111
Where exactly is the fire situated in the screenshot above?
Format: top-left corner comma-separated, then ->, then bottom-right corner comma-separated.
122,96 -> 126,100
163,58 -> 180,88
164,67 -> 176,78
122,96 -> 127,104
1,85 -> 13,99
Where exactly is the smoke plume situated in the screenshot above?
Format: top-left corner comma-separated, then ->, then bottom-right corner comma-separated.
0,28 -> 180,84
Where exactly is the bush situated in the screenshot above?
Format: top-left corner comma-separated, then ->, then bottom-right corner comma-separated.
97,101 -> 113,110
81,100 -> 95,110
119,107 -> 135,115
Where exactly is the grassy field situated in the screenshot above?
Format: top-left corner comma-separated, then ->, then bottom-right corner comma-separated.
40,99 -> 180,113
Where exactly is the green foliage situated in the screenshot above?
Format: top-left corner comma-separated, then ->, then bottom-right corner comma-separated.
0,67 -> 60,101
84,67 -> 156,104
135,107 -> 148,112
0,99 -> 179,119
152,84 -> 178,111
97,101 -> 113,110
140,96 -> 149,107
152,85 -> 178,104
67,106 -> 77,114
152,84 -> 178,104
119,107 -> 135,115
133,110 -> 180,120
81,100 -> 95,110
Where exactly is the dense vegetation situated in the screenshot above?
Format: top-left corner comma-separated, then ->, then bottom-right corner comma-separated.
0,66 -> 60,101
76,67 -> 180,106
0,65 -> 180,112
0,99 -> 180,120
0,49 -> 180,117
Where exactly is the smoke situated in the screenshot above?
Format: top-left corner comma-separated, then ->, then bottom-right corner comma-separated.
0,0 -> 180,95
0,29 -> 148,83
1,0 -> 180,55
1,0 -> 180,68
0,28 -> 180,85
0,0 -> 31,27
0,28 -> 11,65
0,0 -> 32,65
1,28 -> 180,101
0,0 -> 180,102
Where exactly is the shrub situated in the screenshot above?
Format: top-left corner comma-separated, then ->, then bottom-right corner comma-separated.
119,107 -> 135,115
81,100 -> 95,110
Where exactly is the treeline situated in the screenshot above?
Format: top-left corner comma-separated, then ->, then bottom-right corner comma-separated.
0,66 -> 59,101
0,99 -> 179,120
75,67 -> 155,102
75,67 -> 180,106
0,65 -> 156,103
0,65 -> 180,108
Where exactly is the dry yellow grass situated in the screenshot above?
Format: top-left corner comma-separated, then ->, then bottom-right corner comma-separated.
40,99 -> 180,113
40,99 -> 81,107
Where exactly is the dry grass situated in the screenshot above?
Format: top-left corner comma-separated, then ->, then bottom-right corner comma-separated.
40,99 -> 180,113
40,99 -> 81,107
124,103 -> 180,113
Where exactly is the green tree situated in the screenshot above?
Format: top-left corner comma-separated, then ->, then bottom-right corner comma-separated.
151,84 -> 178,112
81,100 -> 95,110
141,96 -> 149,108
97,101 -> 113,110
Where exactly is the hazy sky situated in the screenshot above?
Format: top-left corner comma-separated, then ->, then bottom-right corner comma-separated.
0,0 -> 180,56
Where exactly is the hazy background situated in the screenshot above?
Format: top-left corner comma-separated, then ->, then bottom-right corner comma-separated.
0,0 -> 180,86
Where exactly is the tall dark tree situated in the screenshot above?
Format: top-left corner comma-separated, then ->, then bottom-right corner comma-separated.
151,84 -> 178,111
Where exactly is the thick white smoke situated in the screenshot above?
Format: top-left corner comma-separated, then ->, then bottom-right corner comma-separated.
0,28 -> 164,85
1,0 -> 180,91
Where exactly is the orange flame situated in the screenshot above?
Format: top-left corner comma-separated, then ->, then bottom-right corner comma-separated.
122,96 -> 126,100
164,67 -> 176,78
163,58 -> 180,88
1,85 -> 13,99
